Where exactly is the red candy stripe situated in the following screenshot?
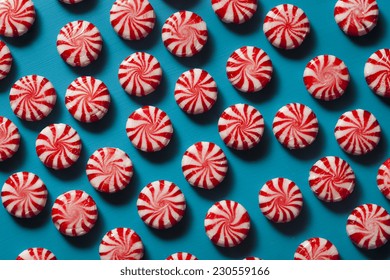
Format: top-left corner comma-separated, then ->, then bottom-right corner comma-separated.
347,203 -> 390,249
211,0 -> 257,24
166,252 -> 198,260
110,0 -> 155,40
0,0 -> 35,37
259,178 -> 303,223
243,257 -> 261,260
364,48 -> 390,98
51,190 -> 98,237
162,11 -> 208,57
1,172 -> 47,218
0,116 -> 20,162
294,238 -> 340,260
226,46 -> 273,93
16,248 -> 56,260
10,75 -> 57,121
377,158 -> 390,200
0,41 -> 12,80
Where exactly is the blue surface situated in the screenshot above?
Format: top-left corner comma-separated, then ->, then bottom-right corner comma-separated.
0,0 -> 390,260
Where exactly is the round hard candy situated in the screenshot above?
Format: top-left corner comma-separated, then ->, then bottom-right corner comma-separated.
0,0 -> 35,37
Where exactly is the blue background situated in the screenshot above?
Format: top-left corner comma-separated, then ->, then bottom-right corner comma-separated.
0,0 -> 390,260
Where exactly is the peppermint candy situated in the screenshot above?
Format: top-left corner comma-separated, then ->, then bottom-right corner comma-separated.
334,109 -> 381,155
0,116 -> 20,162
0,41 -> 12,80
377,158 -> 390,200
174,68 -> 218,114
0,0 -> 35,37
65,76 -> 111,123
205,200 -> 250,247
259,178 -> 303,223
99,227 -> 144,260
51,190 -> 98,237
364,48 -> 390,98
1,172 -> 47,218
211,0 -> 257,24
10,75 -> 57,121
110,0 -> 155,40
16,248 -> 56,260
57,20 -> 103,67
226,46 -> 273,93
294,238 -> 340,260
218,104 -> 264,150
243,257 -> 261,260
166,252 -> 198,260
162,11 -> 208,57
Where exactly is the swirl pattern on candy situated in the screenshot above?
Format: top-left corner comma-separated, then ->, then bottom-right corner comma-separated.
1,172 -> 47,218
162,11 -> 208,57
35,123 -> 82,170
182,142 -> 228,190
347,203 -> 390,250
65,76 -> 111,123
126,106 -> 173,152
0,116 -> 20,162
205,200 -> 250,247
86,147 -> 133,193
174,68 -> 218,114
309,156 -> 355,202
99,228 -> 144,260
364,48 -> 390,98
211,0 -> 257,24
334,0 -> 379,36
259,178 -> 303,223
51,190 -> 98,237
273,103 -> 319,149
57,20 -> 103,67
16,248 -> 57,260
218,104 -> 264,150
263,4 -> 310,50
137,180 -> 186,229
166,252 -> 198,260
118,52 -> 162,97
110,0 -> 155,40
0,0 -> 35,37
10,75 -> 57,121
294,238 -> 340,260
334,109 -> 381,155
377,159 -> 390,200
226,46 -> 273,93
0,41 -> 12,80
303,55 -> 350,101
59,0 -> 84,4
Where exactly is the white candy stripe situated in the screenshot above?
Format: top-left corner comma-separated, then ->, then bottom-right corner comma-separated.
0,0 -> 35,37
364,48 -> 390,98
211,0 -> 257,24
0,116 -> 20,162
0,41 -> 12,80
17,248 -> 56,260
377,159 -> 390,200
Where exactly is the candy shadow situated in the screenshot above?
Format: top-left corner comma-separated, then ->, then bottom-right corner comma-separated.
127,72 -> 168,106
70,42 -> 108,77
0,56 -> 18,94
122,16 -> 161,51
163,0 -> 200,10
275,27 -> 317,60
349,14 -> 385,47
0,136 -> 26,174
58,0 -> 98,14
224,4 -> 263,35
357,243 -> 390,260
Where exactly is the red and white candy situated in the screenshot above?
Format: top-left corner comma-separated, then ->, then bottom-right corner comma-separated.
10,75 -> 57,121
99,227 -> 144,260
126,106 -> 173,152
51,190 -> 98,237
162,11 -> 208,57
118,52 -> 162,97
263,4 -> 310,50
334,0 -> 379,36
59,0 -> 84,4
259,178 -> 303,223
137,180 -> 186,229
174,68 -> 218,114
0,116 -> 20,162
16,248 -> 56,260
218,104 -> 264,150
86,147 -> 133,193
226,46 -> 273,93
294,238 -> 340,260
334,109 -> 381,155
1,172 -> 47,218
65,76 -> 110,123
35,123 -> 82,170
0,41 -> 12,80
364,48 -> 390,98
243,257 -> 261,260
377,158 -> 390,200
347,203 -> 390,250
0,0 -> 35,37
205,200 -> 250,247
211,0 -> 257,24
309,156 -> 355,202
166,252 -> 198,260
57,20 -> 103,67
182,142 -> 228,190
303,55 -> 350,101
110,0 -> 155,40
273,103 -> 319,150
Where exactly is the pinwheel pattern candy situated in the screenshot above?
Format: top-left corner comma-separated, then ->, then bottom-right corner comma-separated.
243,257 -> 262,260
1,172 -> 47,218
211,0 -> 257,24
377,159 -> 390,200
0,116 -> 20,162
226,46 -> 273,93
259,178 -> 303,223
347,203 -> 390,249
0,41 -> 12,80
166,252 -> 198,260
364,48 -> 390,98
99,228 -> 144,260
10,75 -> 57,121
0,0 -> 35,37
16,248 -> 57,260
294,238 -> 340,260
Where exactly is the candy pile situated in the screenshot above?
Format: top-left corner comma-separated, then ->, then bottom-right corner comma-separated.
0,0 -> 390,260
